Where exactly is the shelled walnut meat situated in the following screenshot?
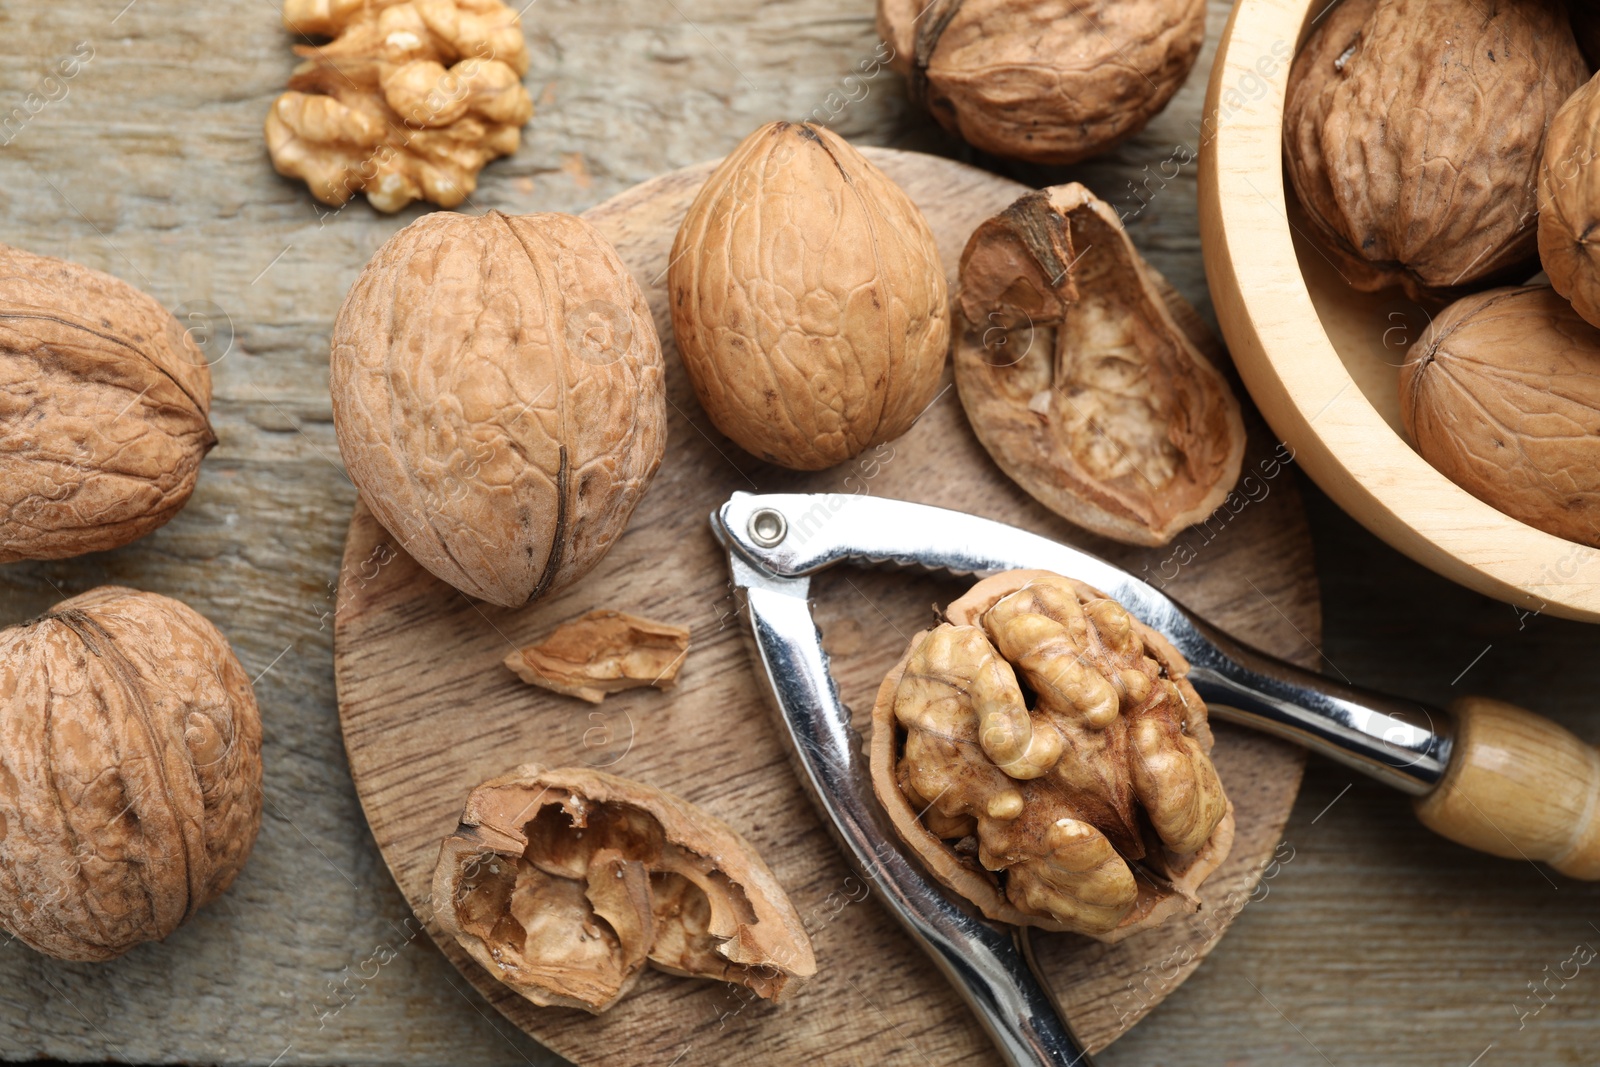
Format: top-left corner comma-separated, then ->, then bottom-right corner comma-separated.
955,184 -> 1245,546
0,243 -> 214,563
871,571 -> 1232,940
1539,71 -> 1600,330
1284,0 -> 1587,299
1400,286 -> 1600,547
877,0 -> 1205,164
504,609 -> 690,703
330,210 -> 666,608
433,765 -> 815,1012
266,0 -> 534,212
0,586 -> 262,962
669,121 -> 949,470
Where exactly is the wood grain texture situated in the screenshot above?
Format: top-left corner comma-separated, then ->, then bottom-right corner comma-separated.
332,148 -> 1315,1065
7,1 -> 1596,1065
1415,697 -> 1600,881
1198,0 -> 1600,622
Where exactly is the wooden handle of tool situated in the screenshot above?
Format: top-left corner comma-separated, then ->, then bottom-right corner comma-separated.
1414,696 -> 1600,879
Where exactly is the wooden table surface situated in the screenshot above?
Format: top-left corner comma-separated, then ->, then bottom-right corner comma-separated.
1,2 -> 1598,1065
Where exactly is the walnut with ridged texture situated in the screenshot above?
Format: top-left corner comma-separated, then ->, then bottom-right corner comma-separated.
669,121 -> 949,471
265,0 -> 534,212
877,0 -> 1206,164
1400,286 -> 1600,548
1539,72 -> 1600,330
433,764 -> 816,1013
1284,0 -> 1587,300
0,242 -> 214,563
329,210 -> 667,608
0,586 -> 262,962
870,570 -> 1232,940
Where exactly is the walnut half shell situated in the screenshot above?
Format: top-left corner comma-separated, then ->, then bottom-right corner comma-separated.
870,571 -> 1232,940
954,184 -> 1245,546
432,765 -> 816,1013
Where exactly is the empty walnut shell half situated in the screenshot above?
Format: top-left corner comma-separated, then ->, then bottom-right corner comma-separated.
0,242 -> 214,563
669,121 -> 949,471
330,210 -> 667,608
870,571 -> 1232,940
1539,72 -> 1600,330
0,586 -> 262,961
1400,286 -> 1600,548
433,764 -> 815,1013
1284,0 -> 1587,299
877,0 -> 1205,164
954,184 -> 1245,546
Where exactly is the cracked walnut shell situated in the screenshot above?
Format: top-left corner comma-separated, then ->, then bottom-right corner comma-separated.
1539,72 -> 1600,330
954,184 -> 1244,546
1284,0 -> 1587,299
0,243 -> 214,563
266,0 -> 534,212
433,764 -> 815,1012
1400,286 -> 1600,548
877,0 -> 1205,165
330,210 -> 667,608
0,586 -> 263,962
870,571 -> 1232,940
503,609 -> 690,703
669,121 -> 949,471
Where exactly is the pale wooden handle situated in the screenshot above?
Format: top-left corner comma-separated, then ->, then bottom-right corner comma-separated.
1414,697 -> 1600,879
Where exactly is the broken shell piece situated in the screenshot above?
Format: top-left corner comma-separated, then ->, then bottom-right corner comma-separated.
503,610 -> 690,703
433,764 -> 815,1013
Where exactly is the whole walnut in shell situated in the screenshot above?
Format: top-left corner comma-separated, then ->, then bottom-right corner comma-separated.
877,0 -> 1205,164
0,243 -> 214,563
1539,72 -> 1600,330
1284,0 -> 1587,299
0,586 -> 262,962
433,764 -> 815,1012
330,210 -> 666,608
955,184 -> 1244,546
1401,286 -> 1600,547
266,0 -> 534,212
871,571 -> 1232,940
669,121 -> 949,471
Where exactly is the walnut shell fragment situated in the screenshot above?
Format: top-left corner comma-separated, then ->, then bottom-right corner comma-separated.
871,571 -> 1232,940
1284,0 -> 1587,299
266,0 -> 534,212
954,184 -> 1244,546
669,121 -> 949,471
0,243 -> 214,563
503,609 -> 690,703
877,0 -> 1205,164
0,586 -> 262,962
1400,286 -> 1600,547
433,765 -> 815,1012
330,210 -> 667,608
1539,72 -> 1600,330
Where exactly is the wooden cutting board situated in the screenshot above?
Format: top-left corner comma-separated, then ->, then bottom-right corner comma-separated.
332,148 -> 1317,1066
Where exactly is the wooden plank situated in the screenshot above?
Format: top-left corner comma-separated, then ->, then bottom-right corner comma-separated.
331,147 -> 1314,1066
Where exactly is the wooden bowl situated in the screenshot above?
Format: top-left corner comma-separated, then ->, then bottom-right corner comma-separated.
1199,0 -> 1600,622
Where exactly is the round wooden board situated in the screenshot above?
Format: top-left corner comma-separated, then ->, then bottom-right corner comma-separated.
333,148 -> 1317,1065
